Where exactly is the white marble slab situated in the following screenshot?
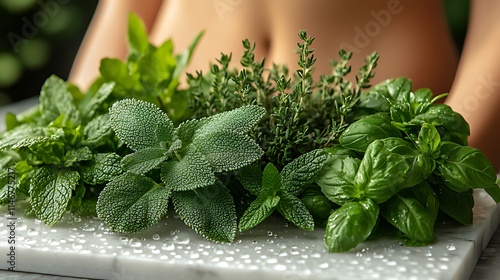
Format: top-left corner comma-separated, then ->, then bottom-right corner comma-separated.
0,190 -> 499,280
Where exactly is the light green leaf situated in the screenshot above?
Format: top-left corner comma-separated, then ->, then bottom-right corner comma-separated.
79,82 -> 115,120
81,153 -> 123,185
109,99 -> 175,151
195,105 -> 266,136
277,191 -> 314,231
238,193 -> 280,232
99,58 -> 140,91
281,149 -> 326,196
194,129 -> 263,172
121,147 -> 168,174
324,198 -> 379,252
417,123 -> 441,157
174,31 -> 203,79
30,166 -> 80,226
137,40 -> 176,93
97,173 -> 170,233
40,75 -> 81,125
160,151 -> 215,191
127,13 -> 149,55
172,181 -> 237,242
262,163 -> 281,193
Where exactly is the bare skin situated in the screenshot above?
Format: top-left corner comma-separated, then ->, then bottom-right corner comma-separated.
69,0 -> 500,171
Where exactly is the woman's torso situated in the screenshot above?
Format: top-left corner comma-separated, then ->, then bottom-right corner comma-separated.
150,0 -> 459,94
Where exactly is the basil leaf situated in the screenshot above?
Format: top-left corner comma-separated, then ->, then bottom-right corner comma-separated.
324,198 -> 379,252
417,123 -> 441,158
354,139 -> 409,203
438,141 -> 497,192
339,114 -> 401,152
381,192 -> 435,246
316,155 -> 360,205
433,180 -> 474,225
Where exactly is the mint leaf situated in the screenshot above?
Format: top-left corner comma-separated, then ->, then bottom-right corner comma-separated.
127,13 -> 149,55
161,151 -> 215,191
96,172 -> 170,233
100,59 -> 140,92
30,166 -> 80,226
81,153 -> 123,185
236,164 -> 263,196
64,146 -> 93,167
239,193 -> 280,231
40,75 -> 81,125
83,113 -> 113,148
172,181 -> 237,242
121,147 -> 168,174
281,149 -> 326,196
79,83 -> 115,121
0,125 -> 45,150
137,40 -> 176,94
277,191 -> 314,231
109,99 -> 175,151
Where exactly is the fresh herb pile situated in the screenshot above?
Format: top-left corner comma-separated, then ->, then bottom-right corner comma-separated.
1,14 -> 499,253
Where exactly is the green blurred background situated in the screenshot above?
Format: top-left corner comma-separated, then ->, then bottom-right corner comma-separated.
0,0 -> 469,107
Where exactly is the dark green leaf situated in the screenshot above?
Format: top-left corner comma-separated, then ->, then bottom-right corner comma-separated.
96,173 -> 170,233
239,193 -> 280,231
354,139 -> 409,203
316,156 -> 360,205
172,181 -> 237,242
64,146 -> 93,167
81,153 -> 123,185
281,149 -> 326,195
236,164 -> 263,196
381,193 -> 435,246
339,114 -> 401,152
433,180 -> 473,225
40,75 -> 81,125
485,184 -> 500,203
30,166 -> 80,226
438,142 -> 497,192
277,191 -> 315,231
324,199 -> 379,252
83,113 -> 113,148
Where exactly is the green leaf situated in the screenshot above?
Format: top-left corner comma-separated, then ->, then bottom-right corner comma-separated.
339,114 -> 402,152
40,75 -> 81,125
417,123 -> 441,157
79,82 -> 115,120
239,193 -> 280,231
316,156 -> 361,205
109,99 -> 175,151
0,125 -> 45,150
137,40 -> 176,94
80,153 -> 123,185
68,183 -> 85,215
64,146 -> 93,167
172,181 -> 237,242
14,134 -> 65,165
433,180 -> 474,225
97,173 -> 170,233
381,193 -> 435,246
82,113 -> 113,148
236,164 -> 263,196
410,104 -> 470,144
359,78 -> 412,112
121,148 -> 168,174
174,31 -> 203,79
262,163 -> 282,193
409,181 -> 439,223
99,58 -> 140,92
438,142 -> 497,192
300,184 -> 336,225
160,151 -> 216,191
485,184 -> 500,203
277,191 -> 315,231
324,199 -> 379,252
354,139 -> 409,203
281,149 -> 326,196
193,129 -> 263,172
127,13 -> 149,55
30,166 -> 80,226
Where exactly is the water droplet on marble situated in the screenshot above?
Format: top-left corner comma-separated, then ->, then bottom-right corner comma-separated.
172,235 -> 190,245
446,244 -> 456,251
72,244 -> 82,250
152,234 -> 161,241
119,236 -> 128,243
129,237 -> 142,248
34,219 -> 42,225
274,264 -> 287,271
27,228 -> 38,236
162,242 -> 175,251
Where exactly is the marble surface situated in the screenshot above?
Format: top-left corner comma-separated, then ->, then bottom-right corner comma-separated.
1,99 -> 500,280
